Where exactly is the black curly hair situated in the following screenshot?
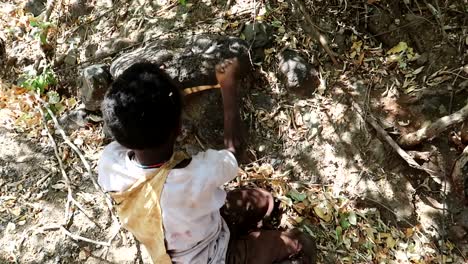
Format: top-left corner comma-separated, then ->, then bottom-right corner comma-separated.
102,62 -> 182,150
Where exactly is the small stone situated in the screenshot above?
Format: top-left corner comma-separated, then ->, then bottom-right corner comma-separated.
24,0 -> 46,16
78,250 -> 88,260
415,53 -> 428,66
6,222 -> 16,233
79,64 -> 112,111
95,40 -> 113,59
278,49 -> 319,96
458,210 -> 468,229
84,43 -> 98,59
69,0 -> 93,20
369,138 -> 387,163
448,225 -> 467,240
64,49 -> 77,65
111,38 -> 135,52
242,22 -> 273,49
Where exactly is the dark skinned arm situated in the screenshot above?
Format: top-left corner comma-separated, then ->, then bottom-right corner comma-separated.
216,58 -> 244,155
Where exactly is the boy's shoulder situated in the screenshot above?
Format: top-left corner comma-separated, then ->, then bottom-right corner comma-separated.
98,141 -> 133,192
192,149 -> 237,165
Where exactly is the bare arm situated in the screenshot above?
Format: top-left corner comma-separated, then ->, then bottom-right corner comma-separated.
215,58 -> 243,155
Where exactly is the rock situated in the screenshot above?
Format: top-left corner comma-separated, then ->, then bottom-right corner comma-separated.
59,108 -> 89,132
64,49 -> 77,65
278,49 -> 319,96
242,22 -> 273,49
448,225 -> 467,241
416,52 -> 428,66
24,0 -> 46,16
111,38 -> 135,52
110,34 -> 251,148
368,138 -> 387,163
110,34 -> 250,87
79,64 -> 112,111
84,43 -> 98,59
95,40 -> 113,59
69,0 -> 93,20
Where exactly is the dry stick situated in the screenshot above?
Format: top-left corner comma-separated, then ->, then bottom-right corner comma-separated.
351,100 -> 439,177
43,225 -> 110,247
38,106 -> 103,229
38,97 -> 113,199
290,0 -> 338,65
37,96 -> 119,237
44,0 -> 56,22
398,102 -> 468,147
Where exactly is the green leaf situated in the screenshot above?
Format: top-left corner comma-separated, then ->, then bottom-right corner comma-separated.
277,195 -> 293,207
179,0 -> 187,6
270,20 -> 282,27
340,215 -> 351,230
335,226 -> 342,241
287,189 -> 306,202
348,211 -> 357,225
40,33 -> 47,45
29,20 -> 39,27
47,91 -> 60,104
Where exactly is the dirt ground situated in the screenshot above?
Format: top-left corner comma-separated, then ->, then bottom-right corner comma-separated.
1,0 -> 468,263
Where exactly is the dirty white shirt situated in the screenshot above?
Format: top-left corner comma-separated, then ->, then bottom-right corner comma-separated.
98,142 -> 238,264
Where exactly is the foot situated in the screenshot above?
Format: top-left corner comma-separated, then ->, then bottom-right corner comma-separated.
287,229 -> 317,264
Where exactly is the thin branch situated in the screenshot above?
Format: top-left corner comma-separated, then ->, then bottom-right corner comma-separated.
44,0 -> 56,22
350,98 -> 439,178
38,105 -> 102,229
42,225 -> 111,247
36,95 -> 118,228
398,102 -> 468,147
289,0 -> 338,65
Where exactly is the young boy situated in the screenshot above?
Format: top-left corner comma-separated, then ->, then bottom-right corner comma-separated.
98,58 -> 316,264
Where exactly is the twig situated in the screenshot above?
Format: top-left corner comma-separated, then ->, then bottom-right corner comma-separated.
38,105 -> 103,229
43,225 -> 111,247
194,134 -> 206,150
38,106 -> 77,222
398,102 -> 468,147
36,95 -> 118,227
289,0 -> 338,65
350,98 -> 439,177
44,0 -> 56,21
134,236 -> 144,264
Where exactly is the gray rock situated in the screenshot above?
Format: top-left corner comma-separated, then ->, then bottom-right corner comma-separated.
111,38 -> 135,52
242,22 -> 273,49
110,34 -> 250,88
110,35 -> 251,148
278,49 -> 319,96
84,43 -> 98,59
59,109 -> 89,132
79,64 -> 112,111
64,49 -> 78,65
69,0 -> 93,20
24,0 -> 46,16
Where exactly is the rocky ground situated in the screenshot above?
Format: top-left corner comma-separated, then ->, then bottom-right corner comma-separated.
1,0 -> 468,263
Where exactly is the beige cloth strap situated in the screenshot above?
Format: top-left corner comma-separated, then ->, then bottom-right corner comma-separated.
110,152 -> 188,264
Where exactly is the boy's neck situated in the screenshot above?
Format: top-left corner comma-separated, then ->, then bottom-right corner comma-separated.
133,146 -> 174,166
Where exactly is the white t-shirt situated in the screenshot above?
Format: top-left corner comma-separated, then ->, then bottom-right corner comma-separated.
98,142 -> 238,263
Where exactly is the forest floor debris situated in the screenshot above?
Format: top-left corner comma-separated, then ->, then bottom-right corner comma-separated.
1,0 -> 467,263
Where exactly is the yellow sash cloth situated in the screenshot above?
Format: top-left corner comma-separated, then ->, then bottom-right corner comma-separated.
110,152 -> 188,264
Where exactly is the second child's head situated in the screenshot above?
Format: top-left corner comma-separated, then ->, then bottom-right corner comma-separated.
102,62 -> 182,150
